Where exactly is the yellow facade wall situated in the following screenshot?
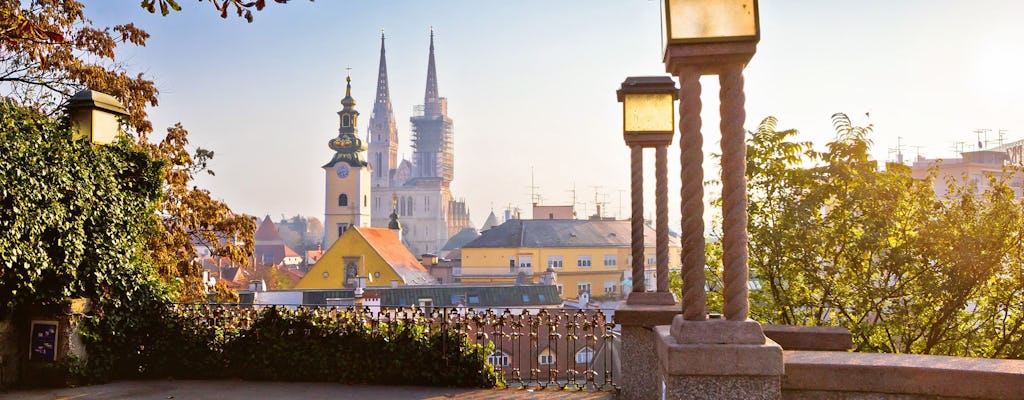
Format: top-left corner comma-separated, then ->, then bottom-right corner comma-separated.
461,245 -> 680,299
296,229 -> 405,289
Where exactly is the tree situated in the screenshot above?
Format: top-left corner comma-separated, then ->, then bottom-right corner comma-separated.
1,0 -> 255,302
681,113 -> 1024,359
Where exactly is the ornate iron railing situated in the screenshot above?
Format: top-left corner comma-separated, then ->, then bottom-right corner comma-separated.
170,304 -> 619,391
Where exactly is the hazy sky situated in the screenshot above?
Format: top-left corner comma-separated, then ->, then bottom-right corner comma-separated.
84,1 -> 1024,229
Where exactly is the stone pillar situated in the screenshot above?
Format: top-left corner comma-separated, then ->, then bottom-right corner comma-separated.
630,144 -> 645,294
615,304 -> 679,400
662,41 -> 782,399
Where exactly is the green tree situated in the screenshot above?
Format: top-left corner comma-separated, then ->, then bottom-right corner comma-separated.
681,113 -> 1024,358
1,0 -> 255,301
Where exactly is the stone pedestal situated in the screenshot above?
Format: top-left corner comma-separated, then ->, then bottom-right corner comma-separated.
615,302 -> 680,400
657,317 -> 784,400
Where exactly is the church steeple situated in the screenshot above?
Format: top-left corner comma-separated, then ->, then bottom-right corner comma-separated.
368,29 -> 399,190
424,28 -> 440,108
326,72 -> 367,168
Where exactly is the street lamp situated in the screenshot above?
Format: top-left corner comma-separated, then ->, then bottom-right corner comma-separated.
68,90 -> 128,145
617,76 -> 677,305
662,0 -> 759,46
662,0 -> 760,322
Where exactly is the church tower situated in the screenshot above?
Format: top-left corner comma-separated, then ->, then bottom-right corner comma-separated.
410,29 -> 455,183
324,73 -> 372,247
368,31 -> 398,188
369,32 -> 400,229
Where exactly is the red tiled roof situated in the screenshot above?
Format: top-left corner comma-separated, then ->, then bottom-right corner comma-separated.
355,227 -> 434,285
283,245 -> 300,258
254,215 -> 284,242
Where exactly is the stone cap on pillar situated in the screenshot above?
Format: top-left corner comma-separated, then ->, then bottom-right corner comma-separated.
615,302 -> 681,327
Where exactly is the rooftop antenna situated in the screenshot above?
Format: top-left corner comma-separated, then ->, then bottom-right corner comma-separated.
998,129 -> 1008,147
617,189 -> 626,219
567,183 -> 579,218
974,129 -> 991,150
526,166 -> 541,206
951,141 -> 964,156
887,136 -> 905,164
589,185 -> 607,218
910,145 -> 924,162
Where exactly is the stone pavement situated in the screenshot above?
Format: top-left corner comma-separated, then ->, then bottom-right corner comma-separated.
0,380 -> 617,400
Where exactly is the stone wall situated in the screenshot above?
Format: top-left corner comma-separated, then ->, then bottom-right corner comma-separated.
782,350 -> 1024,400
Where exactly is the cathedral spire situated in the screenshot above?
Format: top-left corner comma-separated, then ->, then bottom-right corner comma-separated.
424,27 -> 439,105
374,30 -> 391,111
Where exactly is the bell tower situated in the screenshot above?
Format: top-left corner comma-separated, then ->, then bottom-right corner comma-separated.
324,73 -> 372,247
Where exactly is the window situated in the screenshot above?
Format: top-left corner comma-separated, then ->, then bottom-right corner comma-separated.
488,351 -> 510,367
338,193 -> 348,207
337,223 -> 348,237
556,284 -> 563,295
407,196 -> 413,215
418,298 -> 433,310
509,256 -> 516,272
547,256 -> 563,269
647,255 -> 656,266
577,282 -> 591,295
522,294 -> 530,303
577,256 -> 592,268
375,153 -> 382,177
548,213 -> 554,219
539,348 -> 555,366
575,347 -> 595,364
519,256 -> 533,268
342,114 -> 351,127
364,195 -> 367,207
603,255 -> 617,267
468,295 -> 480,304
604,281 -> 617,295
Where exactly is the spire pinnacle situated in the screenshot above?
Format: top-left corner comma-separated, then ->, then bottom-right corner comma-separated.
424,27 -> 439,106
341,67 -> 355,109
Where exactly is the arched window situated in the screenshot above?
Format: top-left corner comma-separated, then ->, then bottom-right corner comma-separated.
399,196 -> 406,216
407,196 -> 413,216
342,114 -> 351,127
338,193 -> 348,207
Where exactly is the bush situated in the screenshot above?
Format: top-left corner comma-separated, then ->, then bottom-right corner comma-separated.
110,305 -> 501,388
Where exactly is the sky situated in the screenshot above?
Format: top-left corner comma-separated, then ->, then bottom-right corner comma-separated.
83,1 -> 1024,230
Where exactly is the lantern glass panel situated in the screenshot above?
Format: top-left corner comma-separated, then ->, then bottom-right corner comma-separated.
666,0 -> 757,43
623,93 -> 674,133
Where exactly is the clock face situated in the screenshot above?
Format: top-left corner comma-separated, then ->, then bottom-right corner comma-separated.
335,164 -> 350,178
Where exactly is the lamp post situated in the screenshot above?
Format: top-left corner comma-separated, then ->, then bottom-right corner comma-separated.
617,76 -> 678,305
655,2 -> 783,398
663,0 -> 758,322
67,90 -> 128,145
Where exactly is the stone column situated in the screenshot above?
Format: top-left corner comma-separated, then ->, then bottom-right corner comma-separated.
660,41 -> 783,400
630,144 -> 645,294
655,145 -> 670,293
677,66 -> 707,321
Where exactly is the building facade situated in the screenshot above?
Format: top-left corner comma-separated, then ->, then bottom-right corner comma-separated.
367,31 -> 472,257
459,219 -> 681,300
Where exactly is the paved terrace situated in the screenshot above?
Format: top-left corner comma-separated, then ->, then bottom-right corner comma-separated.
0,380 -> 616,400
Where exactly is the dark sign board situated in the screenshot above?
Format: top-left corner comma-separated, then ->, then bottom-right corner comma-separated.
29,320 -> 58,362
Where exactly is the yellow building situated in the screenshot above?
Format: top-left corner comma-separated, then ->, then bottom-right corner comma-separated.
296,226 -> 435,290
459,219 -> 680,300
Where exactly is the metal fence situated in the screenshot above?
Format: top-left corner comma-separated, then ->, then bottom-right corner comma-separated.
171,304 -> 619,391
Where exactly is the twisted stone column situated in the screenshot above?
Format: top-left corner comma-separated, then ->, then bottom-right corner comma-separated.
678,67 -> 707,321
655,145 -> 669,293
719,63 -> 750,321
630,144 -> 645,293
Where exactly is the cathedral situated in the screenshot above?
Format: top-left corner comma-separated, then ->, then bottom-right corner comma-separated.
324,30 -> 472,256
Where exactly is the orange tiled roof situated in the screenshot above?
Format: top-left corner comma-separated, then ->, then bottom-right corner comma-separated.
355,227 -> 435,285
254,215 -> 284,242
